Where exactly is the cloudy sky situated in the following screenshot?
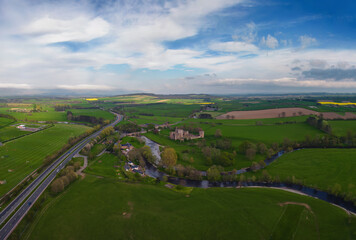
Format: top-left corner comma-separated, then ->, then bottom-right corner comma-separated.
1,0 -> 356,95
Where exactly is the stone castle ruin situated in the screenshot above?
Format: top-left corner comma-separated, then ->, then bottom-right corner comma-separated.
169,128 -> 204,141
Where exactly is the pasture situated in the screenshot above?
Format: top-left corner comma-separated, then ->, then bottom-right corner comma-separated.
85,153 -> 119,178
0,126 -> 30,142
0,124 -> 91,196
248,148 -> 356,200
328,120 -> 356,136
0,117 -> 14,128
25,176 -> 356,240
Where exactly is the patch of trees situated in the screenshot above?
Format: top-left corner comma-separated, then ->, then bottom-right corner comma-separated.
116,122 -> 141,133
201,146 -> 235,167
126,146 -> 156,167
54,104 -> 71,111
139,113 -> 154,116
175,164 -> 202,180
50,166 -> 78,194
306,115 -> 332,134
67,111 -> 105,124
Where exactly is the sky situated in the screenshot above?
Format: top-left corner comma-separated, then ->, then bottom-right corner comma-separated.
1,0 -> 356,95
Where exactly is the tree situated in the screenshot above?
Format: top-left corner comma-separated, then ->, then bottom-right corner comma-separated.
161,148 -> 177,168
51,179 -> 64,194
246,148 -> 256,160
215,129 -> 222,138
207,165 -> 221,181
239,141 -> 256,154
257,143 -> 267,154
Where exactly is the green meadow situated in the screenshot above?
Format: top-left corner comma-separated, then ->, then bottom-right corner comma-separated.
328,120 -> 356,136
85,153 -> 120,178
0,124 -> 91,196
24,176 -> 356,240
0,126 -> 29,142
0,117 -> 14,128
247,148 -> 356,199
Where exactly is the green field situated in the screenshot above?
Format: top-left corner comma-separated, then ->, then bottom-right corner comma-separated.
0,107 -> 67,121
328,120 -> 356,136
120,136 -> 145,148
248,148 -> 356,199
0,117 -> 14,128
85,153 -> 120,178
0,124 -> 91,196
0,126 -> 30,142
25,176 -> 356,240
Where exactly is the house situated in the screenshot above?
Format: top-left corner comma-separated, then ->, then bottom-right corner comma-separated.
121,143 -> 134,151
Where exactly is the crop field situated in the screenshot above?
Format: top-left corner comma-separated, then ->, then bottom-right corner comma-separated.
216,108 -> 317,119
248,148 -> 356,199
328,120 -> 356,136
24,176 -> 356,240
0,124 -> 91,196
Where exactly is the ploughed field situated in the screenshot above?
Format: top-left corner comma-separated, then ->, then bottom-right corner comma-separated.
247,148 -> 356,200
0,124 -> 91,196
217,107 -> 356,120
25,176 -> 356,240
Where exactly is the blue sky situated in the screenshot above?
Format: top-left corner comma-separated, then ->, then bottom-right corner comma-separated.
1,0 -> 356,95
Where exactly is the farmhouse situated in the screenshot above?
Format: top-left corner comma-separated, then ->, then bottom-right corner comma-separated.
169,128 -> 204,141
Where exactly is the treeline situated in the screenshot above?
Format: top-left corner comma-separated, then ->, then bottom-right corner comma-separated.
50,165 -> 79,194
115,122 -> 141,133
306,115 -> 332,134
67,111 -> 105,124
54,104 -> 71,111
0,113 -> 16,121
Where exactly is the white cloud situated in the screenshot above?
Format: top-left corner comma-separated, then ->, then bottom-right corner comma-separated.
57,84 -> 112,90
0,83 -> 31,89
24,17 -> 110,44
260,34 -> 279,49
210,41 -> 258,53
299,35 -> 317,49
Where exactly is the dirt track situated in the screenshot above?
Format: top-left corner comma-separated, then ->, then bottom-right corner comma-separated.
217,108 -> 356,120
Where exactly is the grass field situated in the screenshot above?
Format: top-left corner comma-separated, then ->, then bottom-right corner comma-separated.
0,117 -> 14,128
0,107 -> 67,121
0,126 -> 30,142
120,136 -> 145,149
0,124 -> 91,196
25,176 -> 356,240
85,153 -> 120,178
248,148 -> 356,199
328,120 -> 356,136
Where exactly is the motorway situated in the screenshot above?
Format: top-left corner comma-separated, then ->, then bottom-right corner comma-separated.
0,112 -> 122,239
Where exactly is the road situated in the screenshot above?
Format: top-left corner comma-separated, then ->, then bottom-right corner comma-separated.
0,112 -> 122,239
